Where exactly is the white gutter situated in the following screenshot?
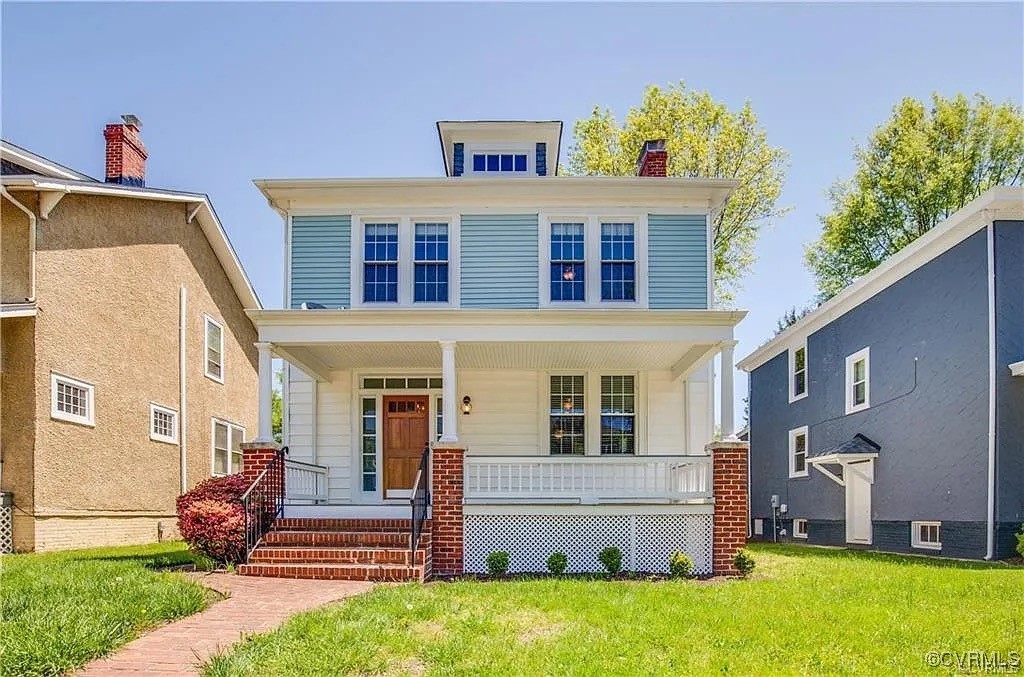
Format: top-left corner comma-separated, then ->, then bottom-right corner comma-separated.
0,187 -> 37,301
985,220 -> 997,560
179,286 -> 188,494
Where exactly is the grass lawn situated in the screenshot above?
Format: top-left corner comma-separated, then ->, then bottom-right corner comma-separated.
205,544 -> 1023,675
0,541 -> 209,677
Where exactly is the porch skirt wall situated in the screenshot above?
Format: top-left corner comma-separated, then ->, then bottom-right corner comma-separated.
463,512 -> 713,575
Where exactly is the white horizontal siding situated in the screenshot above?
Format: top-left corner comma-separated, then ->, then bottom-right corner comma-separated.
460,370 -> 540,455
646,371 -> 687,454
284,365 -> 315,463
316,373 -> 352,501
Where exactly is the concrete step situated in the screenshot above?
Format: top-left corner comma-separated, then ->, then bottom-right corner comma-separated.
250,546 -> 429,566
238,561 -> 428,582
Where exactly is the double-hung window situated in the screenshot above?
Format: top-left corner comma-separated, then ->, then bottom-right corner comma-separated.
845,347 -> 870,414
550,222 -> 585,302
212,419 -> 245,476
789,426 -> 808,478
51,373 -> 95,426
204,316 -> 224,383
789,343 -> 808,402
600,375 -> 635,455
414,223 -> 449,303
363,223 -> 399,303
549,375 -> 585,455
600,222 -> 636,301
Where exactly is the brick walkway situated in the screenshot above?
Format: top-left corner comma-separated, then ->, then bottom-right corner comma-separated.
79,572 -> 373,676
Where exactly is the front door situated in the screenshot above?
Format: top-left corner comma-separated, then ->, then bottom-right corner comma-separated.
845,461 -> 873,544
383,396 -> 429,498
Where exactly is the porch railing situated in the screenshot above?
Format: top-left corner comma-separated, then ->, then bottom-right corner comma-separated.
285,458 -> 329,503
241,446 -> 286,559
409,445 -> 430,558
464,455 -> 713,504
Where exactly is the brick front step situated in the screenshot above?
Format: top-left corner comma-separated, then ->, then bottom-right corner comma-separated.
262,530 -> 424,548
238,562 -> 428,582
250,546 -> 428,566
274,518 -> 429,533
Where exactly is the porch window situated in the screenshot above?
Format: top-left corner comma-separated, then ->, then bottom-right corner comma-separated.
361,398 -> 377,491
845,347 -> 870,414
789,342 -> 807,402
600,375 -> 635,455
363,223 -> 399,303
550,222 -> 585,302
204,316 -> 224,383
789,426 -> 808,478
550,375 -> 585,455
600,222 -> 635,301
212,419 -> 244,476
414,223 -> 449,303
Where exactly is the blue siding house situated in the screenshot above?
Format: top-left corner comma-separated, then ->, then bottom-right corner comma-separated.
738,187 -> 1023,560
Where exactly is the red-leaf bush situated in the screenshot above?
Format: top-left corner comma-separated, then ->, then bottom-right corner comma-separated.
177,474 -> 248,564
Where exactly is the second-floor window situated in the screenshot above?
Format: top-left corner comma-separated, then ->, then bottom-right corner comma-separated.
204,316 -> 224,383
472,152 -> 528,173
601,222 -> 635,301
363,223 -> 399,303
845,347 -> 870,414
550,222 -> 585,301
414,223 -> 449,303
789,342 -> 808,402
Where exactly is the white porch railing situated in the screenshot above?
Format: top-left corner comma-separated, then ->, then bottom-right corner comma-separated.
284,459 -> 328,503
464,455 -> 713,504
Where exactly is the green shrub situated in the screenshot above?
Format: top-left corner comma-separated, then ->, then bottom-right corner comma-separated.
485,551 -> 511,576
546,552 -> 568,575
598,546 -> 623,575
1016,524 -> 1023,558
669,551 -> 693,579
733,548 -> 756,577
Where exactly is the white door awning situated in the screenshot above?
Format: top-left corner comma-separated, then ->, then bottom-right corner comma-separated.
806,434 -> 881,487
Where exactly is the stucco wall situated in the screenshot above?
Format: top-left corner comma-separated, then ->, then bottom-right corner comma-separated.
1,315 -> 36,550
749,229 -> 991,545
994,220 -> 1023,534
1,196 -> 34,303
21,193 -> 256,547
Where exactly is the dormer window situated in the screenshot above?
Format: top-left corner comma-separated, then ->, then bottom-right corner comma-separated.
472,153 -> 528,173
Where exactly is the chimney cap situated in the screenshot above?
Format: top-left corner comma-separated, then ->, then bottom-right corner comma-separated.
121,114 -> 142,129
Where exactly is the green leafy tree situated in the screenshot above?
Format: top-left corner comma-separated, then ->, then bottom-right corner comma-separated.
807,93 -> 1024,299
272,366 -> 283,443
567,82 -> 789,302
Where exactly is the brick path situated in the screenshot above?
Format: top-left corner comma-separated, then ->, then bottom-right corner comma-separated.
79,572 -> 373,676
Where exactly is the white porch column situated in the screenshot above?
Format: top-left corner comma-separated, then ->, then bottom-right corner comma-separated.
438,340 -> 458,443
255,342 -> 275,443
720,341 -> 737,439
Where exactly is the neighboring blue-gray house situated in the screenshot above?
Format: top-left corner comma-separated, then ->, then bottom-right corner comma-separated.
738,187 -> 1023,560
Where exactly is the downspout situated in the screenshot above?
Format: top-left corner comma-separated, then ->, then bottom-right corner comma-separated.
985,219 -> 997,560
1,188 -> 37,301
179,286 -> 188,494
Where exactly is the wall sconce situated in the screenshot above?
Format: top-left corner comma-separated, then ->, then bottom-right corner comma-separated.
461,395 -> 473,415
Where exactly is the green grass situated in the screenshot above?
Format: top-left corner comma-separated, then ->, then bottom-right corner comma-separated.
0,541 -> 210,677
204,544 -> 1023,676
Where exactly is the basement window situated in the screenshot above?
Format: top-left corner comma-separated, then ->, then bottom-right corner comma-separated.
793,518 -> 808,539
911,521 -> 941,550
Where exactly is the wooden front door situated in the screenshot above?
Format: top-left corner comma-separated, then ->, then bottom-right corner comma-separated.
383,396 -> 429,496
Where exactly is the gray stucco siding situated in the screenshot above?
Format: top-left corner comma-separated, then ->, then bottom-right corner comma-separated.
994,220 -> 1023,528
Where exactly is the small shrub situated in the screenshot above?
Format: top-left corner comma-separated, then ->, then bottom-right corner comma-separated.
733,548 -> 756,577
546,552 -> 568,575
669,551 -> 693,579
598,546 -> 623,575
1016,524 -> 1024,559
176,474 -> 248,565
485,551 -> 511,576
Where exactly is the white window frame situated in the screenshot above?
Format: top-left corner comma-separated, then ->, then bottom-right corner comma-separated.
349,214 -> 460,309
149,403 -> 179,444
910,521 -> 942,550
211,418 -> 246,477
844,347 -> 871,414
788,341 -> 808,403
788,425 -> 809,478
793,518 -> 809,539
50,372 -> 95,427
204,315 -> 225,384
539,213 -> 649,309
543,371 -> 644,456
464,142 -> 535,177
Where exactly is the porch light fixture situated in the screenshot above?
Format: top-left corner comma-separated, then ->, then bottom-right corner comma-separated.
462,395 -> 473,415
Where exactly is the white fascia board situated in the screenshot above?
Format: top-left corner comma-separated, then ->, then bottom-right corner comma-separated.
1011,361 -> 1024,377
0,142 -> 91,180
738,186 -> 1024,373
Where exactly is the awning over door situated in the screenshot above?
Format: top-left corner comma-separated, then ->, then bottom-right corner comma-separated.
807,433 -> 880,486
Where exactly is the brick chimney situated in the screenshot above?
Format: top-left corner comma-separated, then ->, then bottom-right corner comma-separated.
104,114 -> 147,187
636,139 -> 667,177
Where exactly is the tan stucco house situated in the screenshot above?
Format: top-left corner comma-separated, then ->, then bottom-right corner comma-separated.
0,116 -> 260,552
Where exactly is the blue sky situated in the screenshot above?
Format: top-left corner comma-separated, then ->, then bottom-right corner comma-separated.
3,2 -> 1022,428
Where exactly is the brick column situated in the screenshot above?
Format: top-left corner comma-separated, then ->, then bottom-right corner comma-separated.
708,439 -> 749,576
431,445 -> 465,576
240,442 -> 282,487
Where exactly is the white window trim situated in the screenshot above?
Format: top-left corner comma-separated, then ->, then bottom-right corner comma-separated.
788,425 -> 809,478
539,213 -> 650,309
464,142 -> 535,177
204,315 -> 225,384
542,370 -> 644,456
349,214 -> 460,309
149,403 -> 179,444
911,520 -> 942,550
50,372 -> 95,427
844,347 -> 871,415
788,341 -> 808,403
793,518 -> 809,539
210,418 -> 246,477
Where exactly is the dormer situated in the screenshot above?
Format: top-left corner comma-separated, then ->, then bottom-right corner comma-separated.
437,120 -> 562,178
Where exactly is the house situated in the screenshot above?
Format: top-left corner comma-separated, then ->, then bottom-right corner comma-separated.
0,117 -> 260,552
236,121 -> 751,581
737,187 -> 1023,560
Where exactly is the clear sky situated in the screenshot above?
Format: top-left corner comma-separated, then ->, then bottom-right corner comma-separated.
3,2 -> 1022,429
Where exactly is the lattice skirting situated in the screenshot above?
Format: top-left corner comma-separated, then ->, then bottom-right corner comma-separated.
0,505 -> 13,554
464,512 -> 713,575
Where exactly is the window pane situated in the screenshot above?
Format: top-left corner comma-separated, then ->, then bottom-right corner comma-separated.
514,154 -> 527,171
364,264 -> 398,302
436,396 -> 443,440
473,154 -> 486,172
794,371 -> 807,396
601,262 -> 636,301
429,378 -> 443,389
794,453 -> 806,473
500,154 -> 513,171
214,449 -> 228,475
550,223 -> 585,302
384,378 -> 405,389
795,347 -> 806,371
57,380 -> 89,418
854,359 -> 865,382
486,154 -> 499,171
362,377 -> 385,389
407,378 -> 428,389
854,382 -> 866,405
795,433 -> 806,454
214,422 -> 228,450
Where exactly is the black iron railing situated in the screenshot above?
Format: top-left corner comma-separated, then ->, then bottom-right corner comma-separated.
409,444 -> 430,558
241,446 -> 287,559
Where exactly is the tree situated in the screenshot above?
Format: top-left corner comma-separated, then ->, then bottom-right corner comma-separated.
806,93 -> 1024,299
773,305 -> 817,337
567,82 -> 789,301
272,366 -> 283,443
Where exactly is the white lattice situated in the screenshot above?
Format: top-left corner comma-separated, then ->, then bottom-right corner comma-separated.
0,505 -> 12,554
465,512 -> 713,576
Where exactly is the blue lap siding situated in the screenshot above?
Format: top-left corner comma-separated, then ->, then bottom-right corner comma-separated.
648,214 -> 708,309
289,215 -> 351,309
460,214 -> 539,308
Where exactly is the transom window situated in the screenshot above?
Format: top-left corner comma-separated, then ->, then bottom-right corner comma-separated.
600,375 -> 635,455
472,153 -> 528,173
212,419 -> 245,476
360,376 -> 442,390
204,316 -> 224,383
51,373 -> 94,426
150,404 -> 178,444
845,347 -> 870,414
911,521 -> 941,550
414,223 -> 449,303
790,343 -> 808,402
363,223 -> 399,303
601,222 -> 636,301
550,222 -> 585,302
550,375 -> 585,455
789,426 -> 808,478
